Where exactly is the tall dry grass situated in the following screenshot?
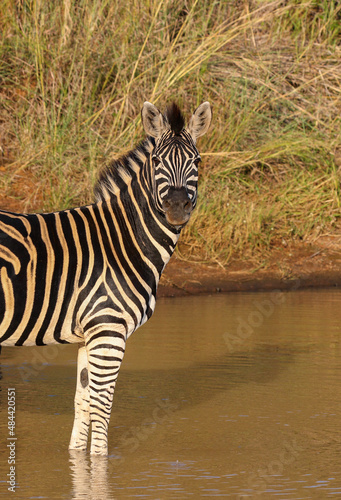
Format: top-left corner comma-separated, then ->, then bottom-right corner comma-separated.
1,0 -> 340,265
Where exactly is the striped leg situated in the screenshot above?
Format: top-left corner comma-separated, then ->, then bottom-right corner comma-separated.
87,333 -> 126,455
69,345 -> 91,451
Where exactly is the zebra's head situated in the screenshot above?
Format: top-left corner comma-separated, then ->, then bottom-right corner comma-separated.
141,101 -> 211,228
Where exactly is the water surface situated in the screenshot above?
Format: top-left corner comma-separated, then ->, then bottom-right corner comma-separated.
0,288 -> 341,498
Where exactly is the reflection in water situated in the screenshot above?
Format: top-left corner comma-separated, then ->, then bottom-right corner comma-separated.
0,290 -> 341,498
69,451 -> 114,500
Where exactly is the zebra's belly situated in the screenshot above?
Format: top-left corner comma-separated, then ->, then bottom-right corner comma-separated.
0,291 -> 153,346
0,313 -> 83,346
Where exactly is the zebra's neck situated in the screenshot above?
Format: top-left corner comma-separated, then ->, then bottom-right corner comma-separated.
94,138 -> 180,275
94,137 -> 156,200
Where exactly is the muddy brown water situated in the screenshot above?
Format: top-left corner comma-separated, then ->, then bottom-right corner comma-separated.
0,288 -> 341,499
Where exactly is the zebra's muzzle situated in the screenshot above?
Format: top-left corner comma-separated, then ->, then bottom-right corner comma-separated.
162,187 -> 193,227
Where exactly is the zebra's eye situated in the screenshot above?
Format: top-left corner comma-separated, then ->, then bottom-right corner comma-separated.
153,157 -> 161,167
194,158 -> 201,167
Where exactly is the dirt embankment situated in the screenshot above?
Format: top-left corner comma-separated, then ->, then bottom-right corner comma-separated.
158,236 -> 341,297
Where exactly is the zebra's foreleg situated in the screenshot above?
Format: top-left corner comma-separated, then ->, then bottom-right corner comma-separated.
69,344 -> 91,451
86,334 -> 126,455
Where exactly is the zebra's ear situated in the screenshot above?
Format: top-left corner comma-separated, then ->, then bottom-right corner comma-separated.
188,102 -> 212,143
141,102 -> 169,139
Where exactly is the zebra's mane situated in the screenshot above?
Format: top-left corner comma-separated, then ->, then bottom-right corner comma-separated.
165,103 -> 185,135
94,137 -> 155,202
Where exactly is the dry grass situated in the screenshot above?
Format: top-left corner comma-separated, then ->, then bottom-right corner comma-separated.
1,0 -> 341,265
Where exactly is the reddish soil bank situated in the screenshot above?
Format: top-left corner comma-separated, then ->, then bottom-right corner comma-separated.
158,236 -> 341,297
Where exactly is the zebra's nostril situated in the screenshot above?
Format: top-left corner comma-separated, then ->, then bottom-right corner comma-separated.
183,200 -> 192,212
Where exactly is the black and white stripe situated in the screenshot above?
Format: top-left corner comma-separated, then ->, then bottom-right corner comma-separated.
0,101 -> 211,455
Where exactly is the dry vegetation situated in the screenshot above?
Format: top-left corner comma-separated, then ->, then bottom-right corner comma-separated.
1,0 -> 341,266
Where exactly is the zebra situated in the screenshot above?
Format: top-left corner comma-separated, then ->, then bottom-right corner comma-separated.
0,101 -> 211,455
